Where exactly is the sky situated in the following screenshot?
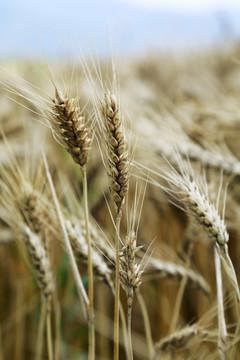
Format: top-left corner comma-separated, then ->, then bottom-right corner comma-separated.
1,0 -> 240,59
121,0 -> 240,11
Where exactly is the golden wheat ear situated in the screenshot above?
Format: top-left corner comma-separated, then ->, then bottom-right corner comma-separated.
100,91 -> 129,212
22,226 -> 54,304
52,88 -> 93,168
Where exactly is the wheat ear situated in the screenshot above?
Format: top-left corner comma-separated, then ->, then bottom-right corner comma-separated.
22,227 -> 54,360
65,219 -> 113,286
22,226 -> 54,305
164,166 -> 239,300
145,256 -> 210,295
100,91 -> 129,212
147,161 -> 240,299
154,325 -> 208,356
52,89 -> 92,168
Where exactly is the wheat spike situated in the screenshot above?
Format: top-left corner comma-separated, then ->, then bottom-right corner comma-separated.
65,219 -> 113,286
120,231 -> 143,292
22,226 -> 54,302
146,257 -> 211,296
160,165 -> 229,251
52,89 -> 92,168
100,91 -> 129,211
155,325 -> 208,354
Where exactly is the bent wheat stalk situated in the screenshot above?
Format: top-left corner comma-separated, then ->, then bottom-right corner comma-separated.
214,245 -> 227,360
42,152 -> 89,316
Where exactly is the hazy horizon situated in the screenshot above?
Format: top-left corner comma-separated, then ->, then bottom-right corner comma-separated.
1,0 -> 240,60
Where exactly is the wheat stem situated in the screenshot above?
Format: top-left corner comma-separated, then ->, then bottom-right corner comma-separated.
136,290 -> 154,359
42,151 -> 89,318
46,308 -> 53,360
36,299 -> 46,360
127,287 -> 134,360
214,246 -> 227,360
170,243 -> 193,334
83,165 -> 95,360
53,292 -> 61,360
15,281 -> 24,360
0,326 -> 3,360
114,209 -> 122,360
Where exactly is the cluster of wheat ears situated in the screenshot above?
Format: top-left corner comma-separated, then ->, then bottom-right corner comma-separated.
0,47 -> 240,360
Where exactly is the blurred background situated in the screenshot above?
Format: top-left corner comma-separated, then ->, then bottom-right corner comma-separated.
1,1 -> 240,360
1,0 -> 240,59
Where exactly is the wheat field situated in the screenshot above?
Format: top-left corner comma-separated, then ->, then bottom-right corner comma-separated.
0,45 -> 240,360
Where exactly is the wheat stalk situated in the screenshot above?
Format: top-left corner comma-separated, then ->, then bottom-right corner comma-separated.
100,90 -> 129,360
120,230 -> 143,360
52,88 -> 95,358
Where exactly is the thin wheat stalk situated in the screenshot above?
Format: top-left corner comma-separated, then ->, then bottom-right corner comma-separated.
83,165 -> 95,359
214,246 -> 227,360
169,242 -> 194,334
53,292 -> 61,360
100,90 -> 129,360
113,211 -> 122,360
35,298 -> 46,360
120,230 -> 143,360
42,152 -> 89,317
136,289 -> 154,359
52,88 -> 95,358
0,326 -> 3,360
15,280 -> 24,360
46,305 -> 53,360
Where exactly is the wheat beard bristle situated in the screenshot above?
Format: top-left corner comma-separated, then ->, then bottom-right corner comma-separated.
53,89 -> 92,168
101,91 -> 129,211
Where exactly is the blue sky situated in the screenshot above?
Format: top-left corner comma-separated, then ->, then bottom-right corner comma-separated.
1,0 -> 240,59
